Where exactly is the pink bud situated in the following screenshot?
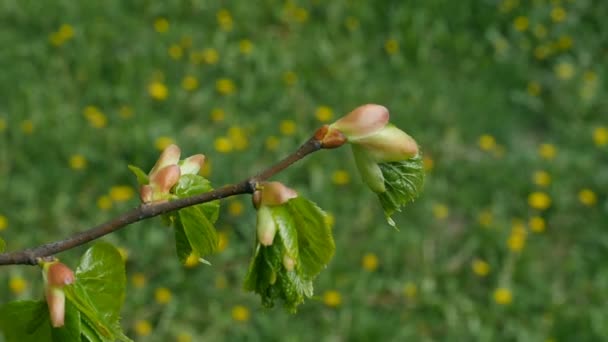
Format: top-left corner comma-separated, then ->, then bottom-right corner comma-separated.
140,185 -> 154,203
151,165 -> 181,193
47,288 -> 66,327
180,154 -> 206,175
331,104 -> 389,139
283,254 -> 296,271
257,182 -> 298,207
149,144 -> 181,177
356,125 -> 419,162
42,261 -> 75,328
47,262 -> 75,287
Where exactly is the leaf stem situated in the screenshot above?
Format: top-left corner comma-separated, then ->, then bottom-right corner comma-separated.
0,136 -> 323,266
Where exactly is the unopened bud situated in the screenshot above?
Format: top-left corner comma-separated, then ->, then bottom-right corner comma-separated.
152,165 -> 181,194
149,144 -> 181,177
257,182 -> 298,207
355,125 -> 419,162
283,254 -> 296,271
256,206 -> 277,246
42,261 -> 75,328
331,104 -> 389,139
180,154 -> 206,175
140,185 -> 154,203
314,125 -> 347,149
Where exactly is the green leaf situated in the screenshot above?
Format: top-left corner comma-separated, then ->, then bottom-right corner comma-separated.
0,300 -> 80,342
244,197 -> 335,312
377,155 -> 425,226
127,165 -> 149,185
174,174 -> 220,223
176,205 -> 218,261
285,197 -> 335,278
64,242 -> 131,342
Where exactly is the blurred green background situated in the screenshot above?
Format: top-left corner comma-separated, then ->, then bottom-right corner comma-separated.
1,0 -> 607,340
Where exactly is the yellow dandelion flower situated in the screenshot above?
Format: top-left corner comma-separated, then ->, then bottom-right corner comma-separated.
119,105 -> 134,119
555,62 -> 575,80
217,9 -> 233,31
593,127 -> 608,146
528,191 -> 551,210
155,136 -> 175,151
282,71 -> 297,86
83,106 -> 107,128
507,229 -> 526,252
493,287 -> 513,305
201,159 -> 211,177
323,290 -> 342,307
177,333 -> 192,342
265,136 -> 280,151
9,276 -> 27,295
131,273 -> 147,288
231,305 -> 250,322
499,0 -> 518,13
557,35 -> 573,50
315,106 -> 333,122
154,18 -> 169,33
69,154 -> 87,170
49,32 -> 63,46
97,195 -> 112,211
0,215 -> 7,231
228,201 -> 244,216
168,44 -> 183,60
533,24 -> 547,39
432,204 -> 449,220
478,134 -> 496,151
513,16 -> 529,31
148,81 -> 168,100
0,117 -> 6,132
216,78 -> 235,95
534,45 -> 552,60
527,81 -> 542,96
384,39 -> 399,55
184,252 -> 200,268
210,108 -> 225,123
180,35 -> 193,48
21,120 -> 34,134
239,39 -> 253,55
215,274 -> 227,289
58,24 -> 74,40
155,287 -> 172,304
279,120 -> 296,136
529,216 -> 546,233
134,320 -> 152,336
578,189 -> 597,206
403,282 -> 418,299
584,71 -> 598,84
478,210 -> 493,228
293,7 -> 309,23
362,253 -> 379,272
214,137 -> 233,153
345,16 -> 359,30
472,258 -> 490,277
551,7 -> 566,22
332,170 -> 350,185
109,185 -> 134,202
202,48 -> 219,64
228,126 -> 249,150
533,170 -> 551,187
117,247 -> 129,262
538,143 -> 556,160
218,231 -> 229,252
181,75 -> 199,91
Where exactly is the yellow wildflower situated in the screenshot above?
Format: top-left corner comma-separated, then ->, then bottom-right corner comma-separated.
423,155 -> 434,172
184,252 -> 200,268
538,143 -> 557,160
148,81 -> 168,100
0,215 -> 7,231
323,290 -> 342,307
21,120 -> 34,134
527,81 -> 542,96
331,170 -> 350,185
432,204 -> 449,220
228,201 -> 244,216
155,136 -> 175,151
403,282 -> 418,299
177,333 -> 192,342
216,78 -> 236,95
131,273 -> 147,288
201,159 -> 212,177
9,276 -> 27,295
265,136 -> 280,151
555,62 -> 575,80
315,106 -> 334,122
493,287 -> 513,305
210,108 -> 225,122
83,106 -> 107,128
217,9 -> 233,31
134,320 -> 152,336
180,35 -> 192,48
181,75 -> 198,91
97,195 -> 112,211
471,258 -> 490,277
529,216 -> 546,233
513,16 -> 529,31
231,305 -> 250,322
109,185 -> 134,202
361,253 -> 379,272
202,48 -> 219,64
168,44 -> 183,60
228,126 -> 248,150
557,35 -> 573,50
578,189 -> 597,206
69,154 -> 87,170
279,120 -> 296,136
533,170 -> 551,187
384,39 -> 399,54
59,24 -> 74,40
214,137 -> 233,153
239,39 -> 253,55
533,24 -> 547,39
218,231 -> 229,252
283,71 -> 297,86
528,191 -> 551,210
534,45 -> 552,60
154,18 -> 169,33
551,7 -> 566,22
155,287 -> 172,304
478,134 -> 496,151
293,7 -> 309,23
593,127 -> 608,146
507,228 -> 526,252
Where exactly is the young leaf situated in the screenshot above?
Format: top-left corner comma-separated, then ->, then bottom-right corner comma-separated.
127,165 -> 149,185
64,242 -> 131,342
174,174 -> 220,223
0,300 -> 80,342
377,155 -> 425,226
175,206 -> 218,262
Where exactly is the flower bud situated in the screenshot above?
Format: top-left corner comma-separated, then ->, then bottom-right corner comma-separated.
152,165 -> 181,194
180,154 -> 206,175
330,104 -> 389,139
283,254 -> 296,271
149,144 -> 181,178
256,206 -> 277,246
42,261 -> 75,328
256,182 -> 298,207
354,125 -> 419,162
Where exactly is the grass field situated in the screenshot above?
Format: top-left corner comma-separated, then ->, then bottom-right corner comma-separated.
1,0 -> 607,340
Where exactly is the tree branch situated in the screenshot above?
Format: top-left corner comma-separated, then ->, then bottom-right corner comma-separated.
0,136 -> 323,266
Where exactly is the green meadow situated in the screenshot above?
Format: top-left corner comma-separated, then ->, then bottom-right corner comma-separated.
1,0 -> 607,340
